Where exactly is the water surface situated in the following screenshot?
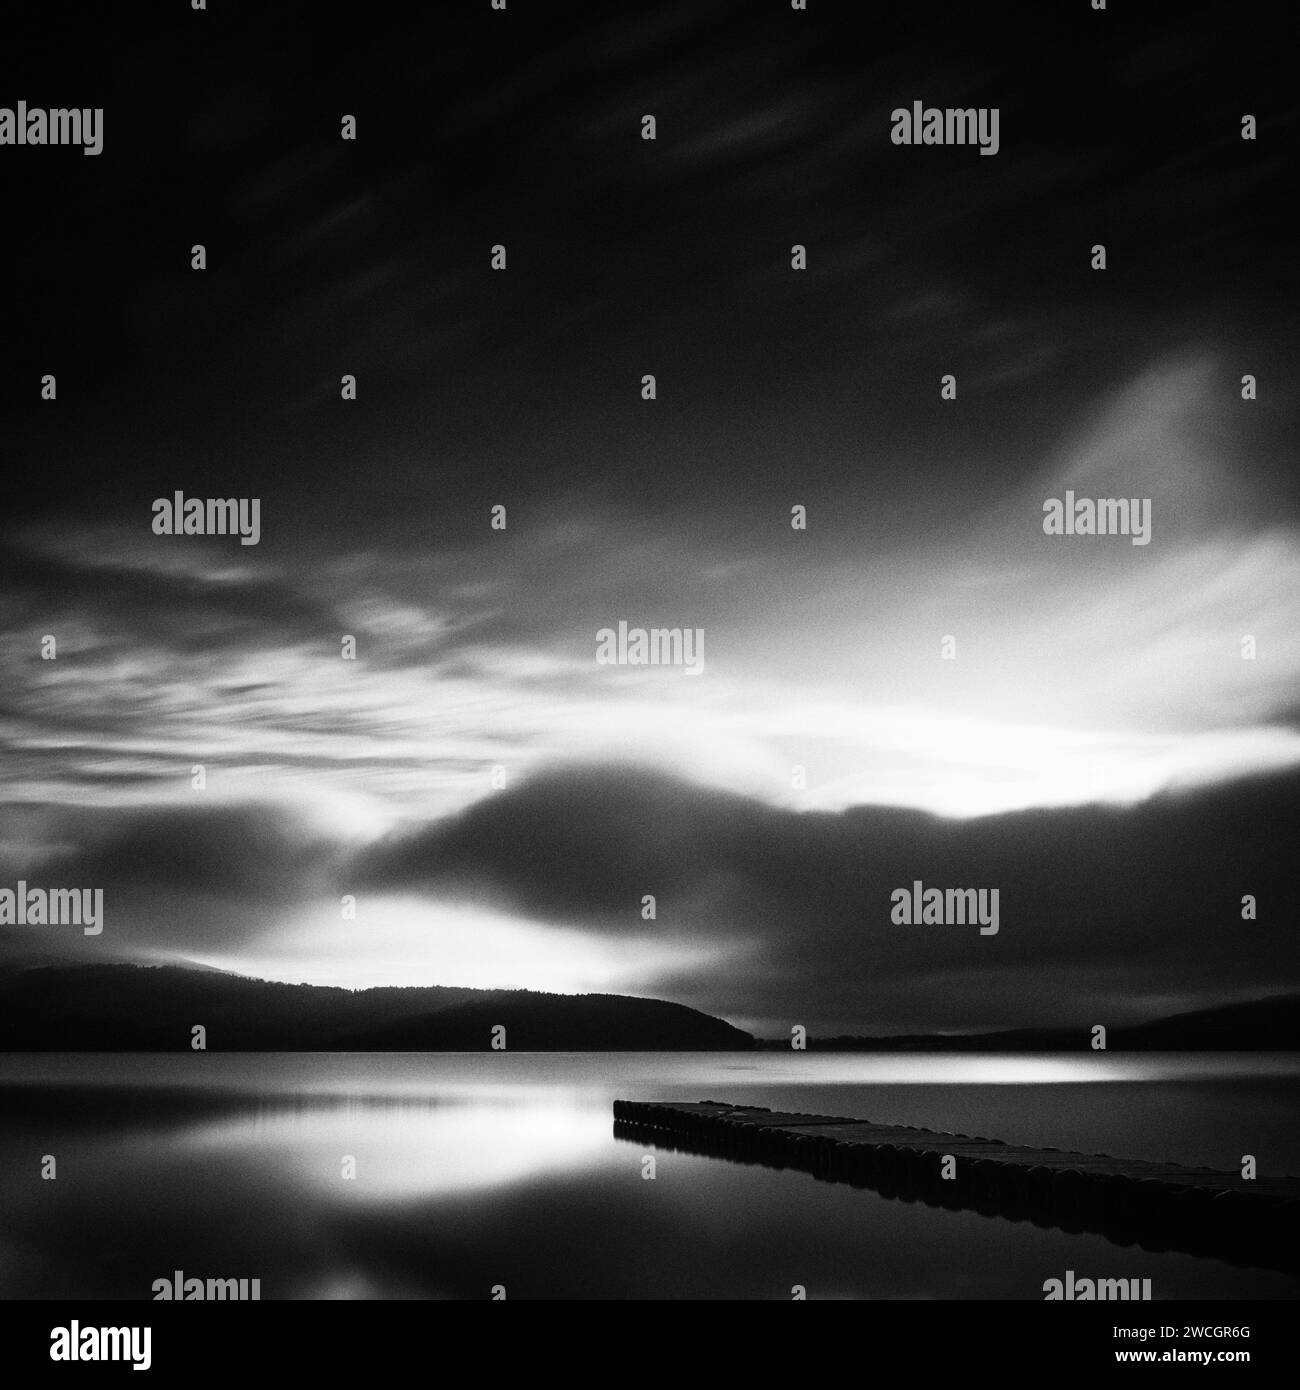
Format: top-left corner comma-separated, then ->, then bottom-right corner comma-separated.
1,1052 -> 1295,1300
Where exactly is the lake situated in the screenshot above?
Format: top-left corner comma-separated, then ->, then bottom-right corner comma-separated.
1,1052 -> 1296,1299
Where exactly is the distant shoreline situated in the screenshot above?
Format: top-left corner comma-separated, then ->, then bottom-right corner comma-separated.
0,961 -> 1295,1052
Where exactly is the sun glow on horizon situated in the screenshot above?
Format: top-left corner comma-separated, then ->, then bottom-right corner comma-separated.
191,896 -> 730,995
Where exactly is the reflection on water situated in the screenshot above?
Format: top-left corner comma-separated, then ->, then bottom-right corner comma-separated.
0,1053 -> 1296,1300
175,1095 -> 611,1200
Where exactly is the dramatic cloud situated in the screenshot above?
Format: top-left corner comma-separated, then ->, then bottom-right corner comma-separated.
1,0 -> 1293,1032
357,762 -> 1298,1034
7,761 -> 1293,1033
0,802 -> 346,967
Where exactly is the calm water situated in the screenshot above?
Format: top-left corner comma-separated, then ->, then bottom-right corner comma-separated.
1,1053 -> 1296,1300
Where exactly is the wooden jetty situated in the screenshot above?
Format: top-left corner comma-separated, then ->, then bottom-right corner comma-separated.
613,1100 -> 1300,1275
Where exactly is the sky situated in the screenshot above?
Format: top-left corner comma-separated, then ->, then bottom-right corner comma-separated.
1,1 -> 1297,1034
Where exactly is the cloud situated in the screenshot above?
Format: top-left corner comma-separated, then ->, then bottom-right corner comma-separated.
5,756 -> 1295,1033
0,802 -> 348,966
357,762 -> 1300,1033
6,349 -> 1300,832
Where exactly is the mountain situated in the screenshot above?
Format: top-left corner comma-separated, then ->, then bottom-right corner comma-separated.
1117,994 -> 1300,1050
3,961 -> 1291,1052
762,994 -> 1300,1051
0,963 -> 754,1051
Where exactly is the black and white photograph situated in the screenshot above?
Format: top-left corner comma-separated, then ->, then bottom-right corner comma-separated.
0,0 -> 1296,1363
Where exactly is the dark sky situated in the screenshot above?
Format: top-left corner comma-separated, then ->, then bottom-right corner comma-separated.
1,1 -> 1297,1032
